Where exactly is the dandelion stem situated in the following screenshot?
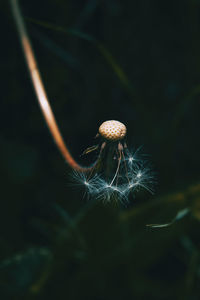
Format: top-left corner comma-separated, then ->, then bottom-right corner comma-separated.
10,0 -> 92,172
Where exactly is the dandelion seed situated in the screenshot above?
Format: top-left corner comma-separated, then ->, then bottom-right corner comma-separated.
136,171 -> 142,178
128,157 -> 134,163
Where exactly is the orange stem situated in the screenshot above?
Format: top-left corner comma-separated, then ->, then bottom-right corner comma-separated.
10,0 -> 90,172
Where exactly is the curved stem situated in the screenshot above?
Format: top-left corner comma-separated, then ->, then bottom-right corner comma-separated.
10,0 -> 91,172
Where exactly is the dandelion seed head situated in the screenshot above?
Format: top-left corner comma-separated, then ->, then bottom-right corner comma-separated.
71,121 -> 155,203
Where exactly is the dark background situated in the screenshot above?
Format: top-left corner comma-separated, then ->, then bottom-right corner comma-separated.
1,0 -> 200,299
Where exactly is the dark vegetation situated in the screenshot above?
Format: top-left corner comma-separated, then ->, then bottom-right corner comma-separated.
1,0 -> 200,299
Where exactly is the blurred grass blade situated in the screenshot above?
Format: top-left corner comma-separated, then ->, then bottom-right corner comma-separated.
26,18 -> 135,96
172,85 -> 200,130
73,0 -> 99,29
96,42 -> 135,94
146,208 -> 190,228
31,28 -> 79,69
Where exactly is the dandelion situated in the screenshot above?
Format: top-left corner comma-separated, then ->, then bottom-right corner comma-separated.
73,120 -> 155,203
10,2 -> 154,204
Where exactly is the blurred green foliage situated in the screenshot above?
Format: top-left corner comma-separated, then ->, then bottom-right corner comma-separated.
1,0 -> 200,299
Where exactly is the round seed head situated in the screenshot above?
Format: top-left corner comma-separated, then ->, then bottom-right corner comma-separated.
99,120 -> 127,141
